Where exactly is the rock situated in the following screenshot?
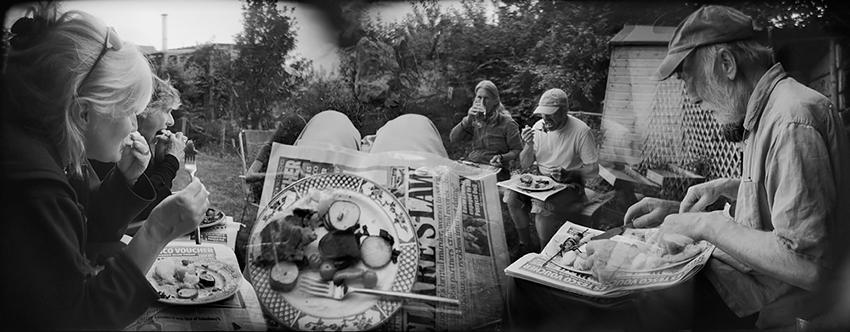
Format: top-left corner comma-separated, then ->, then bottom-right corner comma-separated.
354,38 -> 399,103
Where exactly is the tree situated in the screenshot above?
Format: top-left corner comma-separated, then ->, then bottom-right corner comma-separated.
231,0 -> 304,129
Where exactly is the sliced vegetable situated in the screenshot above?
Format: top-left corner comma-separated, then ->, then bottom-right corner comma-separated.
177,288 -> 198,299
269,261 -> 299,292
325,200 -> 360,231
198,273 -> 216,288
360,235 -> 393,268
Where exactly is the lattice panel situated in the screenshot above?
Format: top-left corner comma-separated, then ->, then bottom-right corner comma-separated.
639,79 -> 742,200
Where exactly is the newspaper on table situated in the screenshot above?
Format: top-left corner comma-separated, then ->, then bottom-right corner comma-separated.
125,243 -> 266,331
497,175 -> 570,201
257,143 -> 510,331
170,217 -> 241,251
505,221 -> 715,299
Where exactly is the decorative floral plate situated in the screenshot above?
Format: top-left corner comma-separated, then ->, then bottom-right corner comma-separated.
247,173 -> 419,331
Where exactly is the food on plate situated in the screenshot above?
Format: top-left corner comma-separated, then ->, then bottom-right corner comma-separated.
332,267 -> 366,285
177,288 -> 199,299
362,270 -> 378,289
202,208 -> 225,225
309,188 -> 335,218
270,261 -> 299,292
319,261 -> 337,281
307,253 -> 323,270
325,200 -> 361,231
154,258 -> 179,283
256,211 -> 319,265
318,230 -> 361,269
519,174 -> 533,187
657,233 -> 695,255
198,273 -> 216,287
533,178 -> 550,189
360,235 -> 393,268
559,250 -> 577,266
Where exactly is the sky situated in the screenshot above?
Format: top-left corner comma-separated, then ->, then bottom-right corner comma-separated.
4,0 -> 487,73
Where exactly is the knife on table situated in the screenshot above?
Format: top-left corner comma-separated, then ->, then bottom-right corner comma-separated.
590,222 -> 635,241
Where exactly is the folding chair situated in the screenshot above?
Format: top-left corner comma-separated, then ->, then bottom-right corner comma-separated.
238,129 -> 276,221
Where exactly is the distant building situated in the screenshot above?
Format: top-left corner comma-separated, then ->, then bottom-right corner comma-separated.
143,43 -> 237,74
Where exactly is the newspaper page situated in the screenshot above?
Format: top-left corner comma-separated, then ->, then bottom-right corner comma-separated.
124,243 -> 266,331
258,143 -> 509,331
505,221 -> 715,298
170,217 -> 242,251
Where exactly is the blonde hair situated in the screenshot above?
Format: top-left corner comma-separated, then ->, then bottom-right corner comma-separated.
139,76 -> 181,118
2,4 -> 153,176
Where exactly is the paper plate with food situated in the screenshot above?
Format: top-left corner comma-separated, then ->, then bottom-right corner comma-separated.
146,257 -> 242,305
247,173 -> 419,331
200,207 -> 226,228
516,174 -> 555,191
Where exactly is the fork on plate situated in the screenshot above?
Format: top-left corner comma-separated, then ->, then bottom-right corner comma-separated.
300,278 -> 460,305
183,149 -> 200,245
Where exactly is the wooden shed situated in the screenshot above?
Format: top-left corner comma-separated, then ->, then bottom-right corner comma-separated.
599,25 -> 677,167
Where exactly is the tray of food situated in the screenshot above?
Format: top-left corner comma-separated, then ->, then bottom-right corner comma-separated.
247,173 -> 419,331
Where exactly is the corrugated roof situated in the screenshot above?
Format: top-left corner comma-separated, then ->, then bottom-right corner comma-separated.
609,25 -> 676,46
137,45 -> 158,55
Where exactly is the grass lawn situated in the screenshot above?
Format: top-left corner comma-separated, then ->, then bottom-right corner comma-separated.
171,147 -> 259,269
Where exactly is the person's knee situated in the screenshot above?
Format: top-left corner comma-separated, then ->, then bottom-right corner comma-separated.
503,191 -> 525,209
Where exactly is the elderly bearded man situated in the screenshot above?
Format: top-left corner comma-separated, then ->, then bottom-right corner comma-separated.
619,5 -> 850,330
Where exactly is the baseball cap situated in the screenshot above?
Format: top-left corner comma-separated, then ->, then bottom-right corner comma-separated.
653,5 -> 755,81
533,88 -> 568,115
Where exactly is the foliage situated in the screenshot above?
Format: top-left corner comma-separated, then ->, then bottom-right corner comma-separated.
231,0 -> 307,130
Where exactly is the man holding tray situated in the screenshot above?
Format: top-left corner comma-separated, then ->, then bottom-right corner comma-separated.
503,88 -> 599,253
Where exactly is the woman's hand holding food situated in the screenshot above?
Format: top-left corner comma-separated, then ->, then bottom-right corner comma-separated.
118,131 -> 152,186
144,177 -> 210,242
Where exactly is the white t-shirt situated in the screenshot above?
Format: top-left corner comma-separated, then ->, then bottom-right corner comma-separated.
532,115 -> 598,175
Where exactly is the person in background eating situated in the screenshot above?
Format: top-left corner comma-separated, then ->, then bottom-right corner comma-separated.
449,80 -> 523,182
89,75 -> 187,225
0,4 -> 209,330
617,5 -> 850,329
503,88 -> 599,254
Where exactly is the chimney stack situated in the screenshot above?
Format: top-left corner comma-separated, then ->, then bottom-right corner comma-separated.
161,14 -> 168,72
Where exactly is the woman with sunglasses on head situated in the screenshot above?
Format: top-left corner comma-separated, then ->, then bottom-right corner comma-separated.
0,4 -> 209,330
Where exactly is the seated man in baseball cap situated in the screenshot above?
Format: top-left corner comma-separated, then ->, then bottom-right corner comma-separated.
504,88 -> 599,253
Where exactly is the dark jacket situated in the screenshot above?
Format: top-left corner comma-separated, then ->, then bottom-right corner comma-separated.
90,152 -> 179,222
0,123 -> 160,330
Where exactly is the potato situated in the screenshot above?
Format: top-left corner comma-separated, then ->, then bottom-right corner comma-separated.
573,257 -> 587,270
630,253 -> 647,270
360,236 -> 393,268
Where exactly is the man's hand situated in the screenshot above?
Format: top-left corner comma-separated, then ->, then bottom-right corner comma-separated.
679,178 -> 739,213
489,154 -> 503,167
653,210 -> 729,243
623,197 -> 680,228
144,177 -> 210,241
521,126 -> 535,147
548,167 -> 575,183
117,131 -> 151,186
